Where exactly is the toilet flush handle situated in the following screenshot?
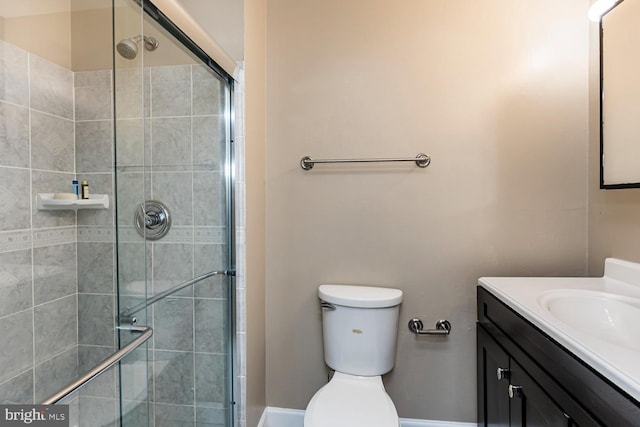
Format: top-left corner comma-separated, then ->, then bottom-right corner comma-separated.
321,302 -> 336,311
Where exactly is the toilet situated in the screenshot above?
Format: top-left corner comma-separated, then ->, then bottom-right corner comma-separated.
304,284 -> 403,427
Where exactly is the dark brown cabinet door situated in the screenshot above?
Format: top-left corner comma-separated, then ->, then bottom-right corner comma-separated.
478,325 -> 510,427
509,360 -> 572,427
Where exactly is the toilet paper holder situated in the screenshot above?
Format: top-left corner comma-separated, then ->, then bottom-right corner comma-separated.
408,318 -> 451,336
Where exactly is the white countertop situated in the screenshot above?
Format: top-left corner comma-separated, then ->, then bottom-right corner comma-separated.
478,258 -> 640,402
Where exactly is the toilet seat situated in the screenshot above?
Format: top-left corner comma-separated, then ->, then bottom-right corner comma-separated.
304,372 -> 399,427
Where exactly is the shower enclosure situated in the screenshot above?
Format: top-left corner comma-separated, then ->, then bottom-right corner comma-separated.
0,0 -> 236,426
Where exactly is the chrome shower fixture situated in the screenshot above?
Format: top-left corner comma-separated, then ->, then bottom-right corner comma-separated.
134,200 -> 171,240
116,35 -> 159,59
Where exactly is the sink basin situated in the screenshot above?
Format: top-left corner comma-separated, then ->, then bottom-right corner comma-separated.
538,289 -> 640,351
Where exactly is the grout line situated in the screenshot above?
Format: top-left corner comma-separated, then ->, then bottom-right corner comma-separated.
27,50 -> 37,405
190,63 -> 198,426
0,98 -> 29,111
29,168 -> 77,175
0,164 -> 31,171
0,366 -> 33,390
32,344 -> 78,371
29,107 -> 74,123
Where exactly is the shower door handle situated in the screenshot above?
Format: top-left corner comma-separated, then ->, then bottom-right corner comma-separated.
40,326 -> 153,404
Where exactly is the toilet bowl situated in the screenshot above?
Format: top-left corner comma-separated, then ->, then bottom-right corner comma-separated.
304,284 -> 403,427
304,372 -> 399,427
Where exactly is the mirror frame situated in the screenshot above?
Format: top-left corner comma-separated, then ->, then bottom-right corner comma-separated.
599,0 -> 640,189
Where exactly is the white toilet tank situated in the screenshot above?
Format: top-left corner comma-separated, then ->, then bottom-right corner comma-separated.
319,284 -> 403,376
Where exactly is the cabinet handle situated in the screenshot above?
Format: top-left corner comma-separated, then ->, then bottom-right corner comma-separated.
508,384 -> 523,399
496,367 -> 510,380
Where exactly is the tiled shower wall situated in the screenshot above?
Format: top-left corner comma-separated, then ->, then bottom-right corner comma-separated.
0,39 -> 233,427
74,68 -> 118,425
0,39 -> 118,425
0,39 -> 81,405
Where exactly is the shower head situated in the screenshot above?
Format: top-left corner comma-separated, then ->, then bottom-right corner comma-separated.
116,35 -> 159,60
116,38 -> 138,60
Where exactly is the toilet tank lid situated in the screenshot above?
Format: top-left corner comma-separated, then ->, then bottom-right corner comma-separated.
319,284 -> 403,308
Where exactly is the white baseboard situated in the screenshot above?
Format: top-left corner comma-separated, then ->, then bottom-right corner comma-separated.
257,407 -> 302,427
257,406 -> 476,427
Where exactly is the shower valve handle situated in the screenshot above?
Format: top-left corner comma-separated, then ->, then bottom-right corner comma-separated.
139,204 -> 162,226
134,200 -> 172,240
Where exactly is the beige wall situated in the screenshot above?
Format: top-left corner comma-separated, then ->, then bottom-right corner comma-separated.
587,4 -> 640,274
71,6 -> 111,71
244,0 -> 267,425
0,3 -> 114,72
265,0 -> 589,422
177,0 -> 244,61
3,12 -> 72,68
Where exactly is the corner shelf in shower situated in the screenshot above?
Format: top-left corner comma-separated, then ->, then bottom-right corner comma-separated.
36,193 -> 110,211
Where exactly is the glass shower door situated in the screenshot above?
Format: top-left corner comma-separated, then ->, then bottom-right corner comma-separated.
113,1 -> 235,426
113,0 -> 153,425
0,0 -> 233,425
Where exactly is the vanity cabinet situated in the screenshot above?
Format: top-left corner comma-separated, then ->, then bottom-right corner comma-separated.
477,286 -> 640,427
478,325 -> 575,426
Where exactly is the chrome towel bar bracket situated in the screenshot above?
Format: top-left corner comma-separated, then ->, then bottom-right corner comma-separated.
408,318 -> 451,336
300,153 -> 431,170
